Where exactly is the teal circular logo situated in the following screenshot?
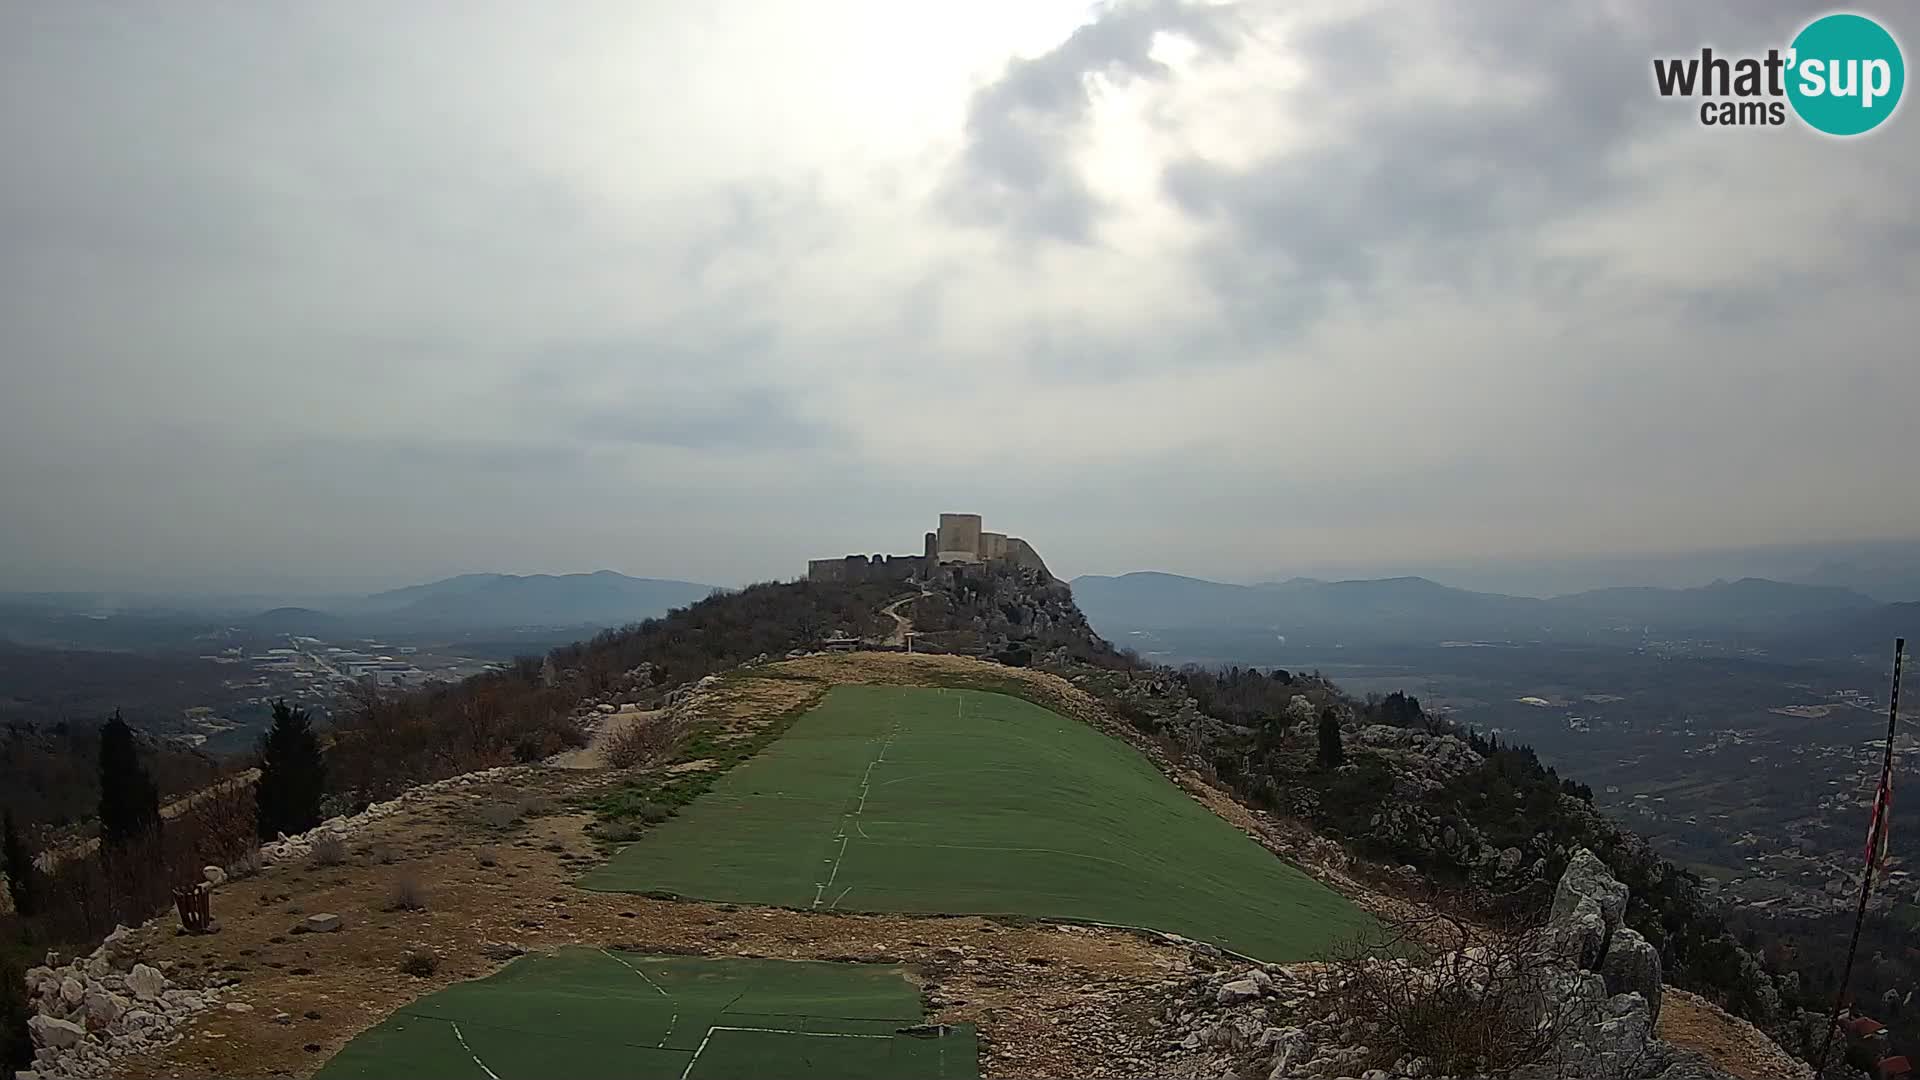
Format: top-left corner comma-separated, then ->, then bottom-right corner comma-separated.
1787,13 -> 1904,135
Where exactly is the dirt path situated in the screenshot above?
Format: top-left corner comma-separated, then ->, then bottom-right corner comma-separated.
877,591 -> 923,647
1658,988 -> 1813,1080
547,706 -> 661,769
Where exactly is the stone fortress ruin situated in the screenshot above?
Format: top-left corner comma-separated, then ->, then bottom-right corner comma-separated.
807,513 -> 1052,584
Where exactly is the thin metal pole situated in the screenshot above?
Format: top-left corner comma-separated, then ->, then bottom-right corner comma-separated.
1817,638 -> 1905,1072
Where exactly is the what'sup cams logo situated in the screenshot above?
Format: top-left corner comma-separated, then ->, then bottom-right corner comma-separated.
1653,12 -> 1904,135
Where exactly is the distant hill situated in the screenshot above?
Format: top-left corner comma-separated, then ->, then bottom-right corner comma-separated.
358,573 -> 508,613
347,571 -> 721,630
1549,577 -> 1878,629
1067,572 -> 1274,629
1770,600 -> 1918,659
1069,572 -> 1556,643
242,606 -> 352,635
1790,558 -> 1920,603
1071,571 -> 1903,647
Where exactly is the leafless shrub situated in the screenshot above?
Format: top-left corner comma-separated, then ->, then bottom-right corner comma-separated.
603,716 -> 688,769
307,834 -> 348,868
1319,909 -> 1578,1078
176,778 -> 259,870
595,820 -> 645,843
226,847 -> 264,881
398,947 -> 439,977
475,803 -> 519,830
386,875 -> 427,912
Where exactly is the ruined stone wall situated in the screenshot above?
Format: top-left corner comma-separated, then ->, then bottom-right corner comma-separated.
1002,537 -> 1052,580
807,558 -> 854,583
808,554 -> 925,583
979,532 -> 1008,560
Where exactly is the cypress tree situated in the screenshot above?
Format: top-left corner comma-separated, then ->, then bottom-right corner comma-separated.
1316,707 -> 1346,769
1,953 -> 32,1079
256,700 -> 327,839
98,710 -> 161,848
2,809 -> 33,917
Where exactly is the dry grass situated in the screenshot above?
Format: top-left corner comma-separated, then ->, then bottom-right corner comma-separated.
397,947 -> 439,977
1318,910 -> 1584,1078
385,875 -> 427,912
308,834 -> 348,868
226,847 -> 264,881
603,715 -> 688,769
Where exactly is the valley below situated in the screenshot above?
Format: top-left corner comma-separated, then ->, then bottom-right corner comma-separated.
1119,627 -> 1915,920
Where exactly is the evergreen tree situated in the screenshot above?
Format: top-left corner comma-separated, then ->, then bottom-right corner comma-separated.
1316,707 -> 1345,768
97,710 -> 161,848
1,953 -> 31,1079
255,700 -> 327,840
2,809 -> 33,917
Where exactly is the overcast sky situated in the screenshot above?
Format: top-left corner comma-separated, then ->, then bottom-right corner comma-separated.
3,0 -> 1916,594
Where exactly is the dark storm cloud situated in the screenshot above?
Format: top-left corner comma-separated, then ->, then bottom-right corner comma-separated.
1154,1 -> 1739,340
941,0 -> 1244,243
950,0 -> 1901,344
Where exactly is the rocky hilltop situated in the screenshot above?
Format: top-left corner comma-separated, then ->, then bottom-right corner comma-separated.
1158,850 -> 1789,1079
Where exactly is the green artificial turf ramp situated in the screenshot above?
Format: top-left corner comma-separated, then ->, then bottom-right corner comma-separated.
313,949 -> 975,1080
583,685 -> 1372,960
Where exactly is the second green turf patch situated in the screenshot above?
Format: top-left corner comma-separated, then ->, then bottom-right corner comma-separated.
583,684 -> 1371,960
314,950 -> 974,1080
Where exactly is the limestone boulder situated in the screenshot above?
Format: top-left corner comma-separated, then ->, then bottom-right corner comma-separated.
126,964 -> 166,1001
1601,926 -> 1664,1022
1552,848 -> 1628,942
28,1015 -> 86,1050
1215,978 -> 1264,1005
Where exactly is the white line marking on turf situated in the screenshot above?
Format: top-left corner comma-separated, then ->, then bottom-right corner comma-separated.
816,834 -> 851,904
450,1022 -> 502,1080
680,1022 -> 898,1076
812,720 -> 900,908
830,884 -> 853,909
601,948 -> 678,1047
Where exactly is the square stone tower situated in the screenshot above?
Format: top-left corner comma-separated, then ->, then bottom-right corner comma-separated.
936,513 -> 983,562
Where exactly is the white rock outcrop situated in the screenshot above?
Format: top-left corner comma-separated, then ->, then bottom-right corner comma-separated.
23,926 -> 221,1079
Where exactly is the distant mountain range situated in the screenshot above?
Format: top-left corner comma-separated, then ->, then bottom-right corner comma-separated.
335,572 -> 720,630
0,572 -> 723,648
1070,571 -> 1905,656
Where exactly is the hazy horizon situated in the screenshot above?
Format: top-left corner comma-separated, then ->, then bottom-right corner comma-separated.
5,2 -> 1917,595
5,530 -> 1916,605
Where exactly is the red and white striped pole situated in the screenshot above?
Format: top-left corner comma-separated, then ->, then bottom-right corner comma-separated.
1818,637 -> 1905,1073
